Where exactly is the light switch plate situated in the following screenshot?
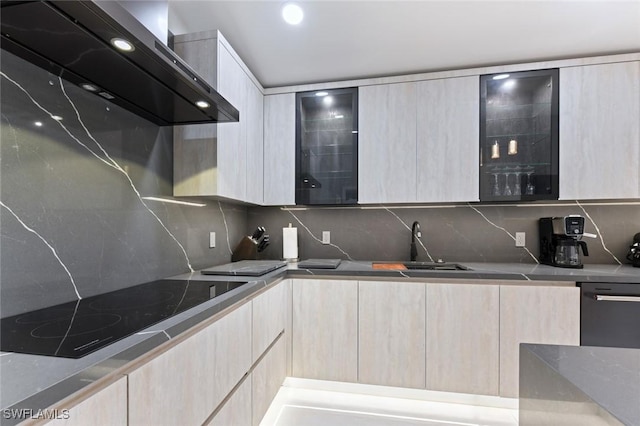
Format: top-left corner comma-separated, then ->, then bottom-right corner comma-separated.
209,231 -> 216,248
322,231 -> 330,245
515,232 -> 526,247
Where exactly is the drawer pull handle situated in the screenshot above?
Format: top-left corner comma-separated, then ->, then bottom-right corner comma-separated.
595,295 -> 640,302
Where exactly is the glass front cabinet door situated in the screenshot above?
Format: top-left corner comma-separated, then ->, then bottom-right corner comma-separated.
295,87 -> 358,205
479,69 -> 559,202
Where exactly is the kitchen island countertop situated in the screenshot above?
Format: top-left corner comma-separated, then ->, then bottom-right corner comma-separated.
520,344 -> 640,425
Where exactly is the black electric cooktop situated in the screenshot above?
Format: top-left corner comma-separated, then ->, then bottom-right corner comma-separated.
0,279 -> 247,359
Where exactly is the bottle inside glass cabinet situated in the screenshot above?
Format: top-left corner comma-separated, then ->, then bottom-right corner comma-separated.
480,69 -> 559,201
296,87 -> 358,205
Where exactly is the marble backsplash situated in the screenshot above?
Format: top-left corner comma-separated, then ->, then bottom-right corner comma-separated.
2,49 -> 639,319
248,202 -> 640,266
1,51 -> 246,318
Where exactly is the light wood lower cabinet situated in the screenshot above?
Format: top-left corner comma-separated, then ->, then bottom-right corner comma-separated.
252,280 -> 286,363
499,285 -> 580,397
426,283 -> 500,396
205,378 -> 251,426
358,281 -> 426,388
292,279 -> 358,382
252,336 -> 287,425
44,376 -> 127,426
128,303 -> 252,426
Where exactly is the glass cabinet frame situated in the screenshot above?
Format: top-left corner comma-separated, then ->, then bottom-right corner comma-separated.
479,68 -> 559,202
295,87 -> 358,205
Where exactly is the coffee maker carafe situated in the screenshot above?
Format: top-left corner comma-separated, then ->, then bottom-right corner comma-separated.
539,216 -> 589,268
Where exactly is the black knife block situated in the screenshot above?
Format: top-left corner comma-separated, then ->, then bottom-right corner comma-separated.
231,237 -> 259,262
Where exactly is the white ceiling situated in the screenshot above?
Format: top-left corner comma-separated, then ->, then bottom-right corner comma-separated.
168,1 -> 640,88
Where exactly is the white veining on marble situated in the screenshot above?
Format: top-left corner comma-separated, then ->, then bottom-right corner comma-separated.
466,203 -> 539,263
520,274 -> 532,281
575,201 -> 622,265
0,201 -> 81,300
285,209 -> 354,260
1,71 -> 195,272
445,222 -> 486,261
382,206 -> 435,262
58,78 -> 195,273
1,72 -> 119,171
172,279 -> 192,315
396,270 -> 411,279
55,299 -> 81,356
136,330 -> 171,340
218,201 -> 233,255
2,112 -> 22,165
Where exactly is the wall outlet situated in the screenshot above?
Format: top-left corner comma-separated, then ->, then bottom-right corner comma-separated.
515,232 -> 526,247
322,231 -> 331,245
209,231 -> 216,248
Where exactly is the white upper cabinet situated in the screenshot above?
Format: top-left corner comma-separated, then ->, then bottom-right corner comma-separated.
416,76 -> 480,202
173,31 -> 264,203
359,82 -> 418,204
263,93 -> 296,205
559,61 -> 640,200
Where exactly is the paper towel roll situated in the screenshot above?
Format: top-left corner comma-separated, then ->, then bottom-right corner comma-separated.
282,225 -> 298,260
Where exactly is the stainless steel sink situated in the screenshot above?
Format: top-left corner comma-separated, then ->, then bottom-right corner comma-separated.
403,262 -> 471,271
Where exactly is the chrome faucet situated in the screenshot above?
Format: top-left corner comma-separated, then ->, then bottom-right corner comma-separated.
410,221 -> 421,261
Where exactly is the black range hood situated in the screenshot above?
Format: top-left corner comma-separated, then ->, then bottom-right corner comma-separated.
0,0 -> 239,125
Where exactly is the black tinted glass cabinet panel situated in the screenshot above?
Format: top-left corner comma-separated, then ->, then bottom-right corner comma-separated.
296,87 -> 358,205
480,69 -> 559,202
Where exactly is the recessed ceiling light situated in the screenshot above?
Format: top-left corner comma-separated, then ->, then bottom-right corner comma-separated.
81,83 -> 99,92
493,74 -> 510,80
34,121 -> 43,127
196,100 -> 210,109
51,115 -> 63,121
335,114 -> 344,119
323,96 -> 333,106
111,37 -> 135,52
315,91 -> 328,97
282,2 -> 304,25
98,92 -> 115,100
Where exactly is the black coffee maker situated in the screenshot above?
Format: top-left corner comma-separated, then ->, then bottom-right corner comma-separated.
539,216 -> 589,268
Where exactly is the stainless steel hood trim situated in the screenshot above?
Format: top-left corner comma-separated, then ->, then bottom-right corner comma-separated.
0,0 -> 239,126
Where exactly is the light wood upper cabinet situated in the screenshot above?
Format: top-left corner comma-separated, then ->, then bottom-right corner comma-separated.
128,303 -> 252,426
559,61 -> 640,200
44,376 -> 127,426
426,283 -> 500,396
499,284 -> 580,397
416,77 -> 480,202
358,281 -> 426,388
358,82 -> 418,203
173,31 -> 264,203
217,43 -> 247,200
246,80 -> 265,205
264,94 -> 296,205
292,279 -> 358,382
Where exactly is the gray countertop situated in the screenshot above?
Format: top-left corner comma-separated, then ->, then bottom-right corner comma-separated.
521,344 -> 640,425
1,261 -> 639,423
288,260 -> 640,283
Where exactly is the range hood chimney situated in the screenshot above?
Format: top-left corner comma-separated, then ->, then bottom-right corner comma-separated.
0,1 -> 239,126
